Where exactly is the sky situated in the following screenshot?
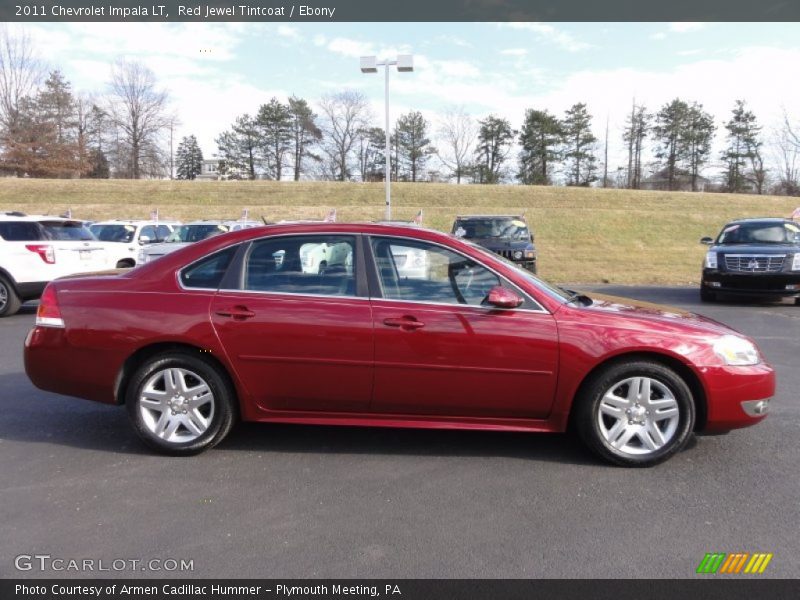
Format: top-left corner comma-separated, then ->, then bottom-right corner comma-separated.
11,21 -> 800,178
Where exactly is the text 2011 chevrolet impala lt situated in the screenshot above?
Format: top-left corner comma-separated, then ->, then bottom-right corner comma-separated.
24,223 -> 773,466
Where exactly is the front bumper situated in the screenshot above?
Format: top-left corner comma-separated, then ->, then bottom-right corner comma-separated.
700,363 -> 775,432
702,269 -> 800,297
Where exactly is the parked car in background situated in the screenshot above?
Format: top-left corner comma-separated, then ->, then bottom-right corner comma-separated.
136,220 -> 260,265
90,220 -> 179,268
452,214 -> 537,273
700,218 -> 800,304
25,223 -> 773,466
0,213 -> 108,317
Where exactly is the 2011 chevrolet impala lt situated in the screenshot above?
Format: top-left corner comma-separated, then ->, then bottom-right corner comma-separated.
24,223 -> 774,466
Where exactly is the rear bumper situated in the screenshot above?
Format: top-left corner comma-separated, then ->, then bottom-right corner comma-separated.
15,281 -> 48,301
700,363 -> 775,432
702,269 -> 800,297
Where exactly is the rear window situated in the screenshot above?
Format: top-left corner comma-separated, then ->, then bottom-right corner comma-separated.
0,221 -> 46,241
180,246 -> 238,289
39,221 -> 95,241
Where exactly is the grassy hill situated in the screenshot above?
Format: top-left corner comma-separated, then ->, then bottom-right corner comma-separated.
1,178 -> 797,284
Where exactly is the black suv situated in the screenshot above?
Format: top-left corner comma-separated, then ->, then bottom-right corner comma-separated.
451,215 -> 537,273
700,218 -> 800,303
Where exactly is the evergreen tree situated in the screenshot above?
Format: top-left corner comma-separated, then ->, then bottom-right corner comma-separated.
395,110 -> 434,182
623,102 -> 650,189
356,126 -> 385,182
256,97 -> 292,180
474,115 -> 515,184
683,102 -> 715,191
86,148 -> 109,178
518,109 -> 562,185
653,99 -> 691,190
175,134 -> 203,180
561,103 -> 597,186
215,114 -> 259,179
287,95 -> 322,181
722,100 -> 766,194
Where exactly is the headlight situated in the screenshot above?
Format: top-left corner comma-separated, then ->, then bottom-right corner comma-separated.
705,251 -> 718,269
513,250 -> 523,260
525,249 -> 536,259
792,253 -> 800,271
713,335 -> 760,366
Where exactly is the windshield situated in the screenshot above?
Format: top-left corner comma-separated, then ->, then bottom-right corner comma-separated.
717,222 -> 800,245
90,224 -> 135,243
454,218 -> 531,241
166,224 -> 229,243
462,239 -> 572,303
40,221 -> 96,241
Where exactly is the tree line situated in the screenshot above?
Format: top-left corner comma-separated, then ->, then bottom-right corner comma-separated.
3,28 -> 800,195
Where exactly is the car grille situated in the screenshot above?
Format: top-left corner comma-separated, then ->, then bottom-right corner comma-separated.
724,254 -> 785,273
496,250 -> 517,260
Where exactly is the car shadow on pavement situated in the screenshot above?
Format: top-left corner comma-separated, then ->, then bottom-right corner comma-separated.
0,372 -> 600,465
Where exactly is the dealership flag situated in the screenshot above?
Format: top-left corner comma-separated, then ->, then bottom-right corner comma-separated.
242,208 -> 249,221
324,208 -> 337,222
413,209 -> 423,225
792,207 -> 800,220
150,208 -> 159,221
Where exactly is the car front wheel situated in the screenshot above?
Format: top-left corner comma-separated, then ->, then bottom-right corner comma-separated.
126,352 -> 236,455
574,361 -> 695,467
700,287 -> 716,302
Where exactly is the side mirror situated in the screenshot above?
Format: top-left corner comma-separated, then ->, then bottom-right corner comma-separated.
700,237 -> 714,246
484,285 -> 524,309
139,235 -> 152,245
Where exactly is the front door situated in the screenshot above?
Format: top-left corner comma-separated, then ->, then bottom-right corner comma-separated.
368,236 -> 559,419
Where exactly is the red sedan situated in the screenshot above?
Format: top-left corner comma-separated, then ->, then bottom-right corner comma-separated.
24,223 -> 774,466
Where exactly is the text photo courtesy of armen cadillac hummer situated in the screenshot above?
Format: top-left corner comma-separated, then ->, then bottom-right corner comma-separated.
1,1 -> 800,592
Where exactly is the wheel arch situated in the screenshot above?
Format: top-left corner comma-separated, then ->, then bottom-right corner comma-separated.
114,342 -> 240,411
568,351 -> 708,432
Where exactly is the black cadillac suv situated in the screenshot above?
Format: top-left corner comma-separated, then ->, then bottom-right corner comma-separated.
700,218 -> 800,303
452,215 -> 537,273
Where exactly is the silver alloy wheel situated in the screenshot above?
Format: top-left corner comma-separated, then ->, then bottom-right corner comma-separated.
596,376 -> 680,456
138,367 -> 215,443
0,282 -> 7,311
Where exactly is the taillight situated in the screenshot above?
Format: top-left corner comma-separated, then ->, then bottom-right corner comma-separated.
25,244 -> 55,264
36,285 -> 64,328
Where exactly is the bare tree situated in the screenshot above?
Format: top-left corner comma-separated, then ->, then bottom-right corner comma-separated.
318,90 -> 370,181
0,26 -> 44,132
436,107 -> 476,184
106,60 -> 170,179
772,111 -> 800,195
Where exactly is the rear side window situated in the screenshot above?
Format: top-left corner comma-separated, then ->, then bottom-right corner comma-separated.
0,221 -> 46,241
180,246 -> 238,289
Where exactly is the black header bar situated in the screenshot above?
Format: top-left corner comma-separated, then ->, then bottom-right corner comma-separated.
1,0 -> 799,22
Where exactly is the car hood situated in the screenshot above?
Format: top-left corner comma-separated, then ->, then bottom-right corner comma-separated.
472,239 -> 533,251
712,244 -> 799,254
575,292 -> 739,336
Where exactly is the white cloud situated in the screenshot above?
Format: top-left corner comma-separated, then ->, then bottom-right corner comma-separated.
277,25 -> 301,40
500,48 -> 528,56
650,32 -> 667,41
326,37 -> 375,58
499,23 -> 592,52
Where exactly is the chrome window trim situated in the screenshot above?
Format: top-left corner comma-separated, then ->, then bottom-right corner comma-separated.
367,233 -> 549,314
368,295 -> 549,315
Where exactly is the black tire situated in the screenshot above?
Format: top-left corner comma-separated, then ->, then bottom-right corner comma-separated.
573,360 -> 695,467
125,351 -> 237,455
795,297 -> 800,306
0,275 -> 22,318
116,259 -> 135,269
700,287 -> 716,303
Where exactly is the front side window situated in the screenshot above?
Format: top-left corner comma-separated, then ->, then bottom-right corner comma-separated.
371,237 -> 500,306
167,224 -> 229,243
180,246 -> 238,289
90,224 -> 135,243
244,235 -> 357,297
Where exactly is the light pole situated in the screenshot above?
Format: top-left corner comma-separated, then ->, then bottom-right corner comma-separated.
360,54 -> 414,221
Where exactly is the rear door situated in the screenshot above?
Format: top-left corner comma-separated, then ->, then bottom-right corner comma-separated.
368,236 -> 559,419
210,234 -> 374,413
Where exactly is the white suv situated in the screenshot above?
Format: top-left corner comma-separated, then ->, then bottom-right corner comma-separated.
0,214 -> 108,317
89,220 -> 179,268
137,220 -> 260,265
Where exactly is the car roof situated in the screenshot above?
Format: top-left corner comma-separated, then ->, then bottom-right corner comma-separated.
92,219 -> 180,226
454,214 -> 525,220
726,217 -> 794,225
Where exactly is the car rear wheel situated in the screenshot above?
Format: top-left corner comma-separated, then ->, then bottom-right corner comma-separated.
574,361 -> 695,467
126,352 -> 236,455
0,275 -> 21,318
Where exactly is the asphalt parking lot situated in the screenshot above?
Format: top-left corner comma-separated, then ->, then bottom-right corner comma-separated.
1,286 -> 798,579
